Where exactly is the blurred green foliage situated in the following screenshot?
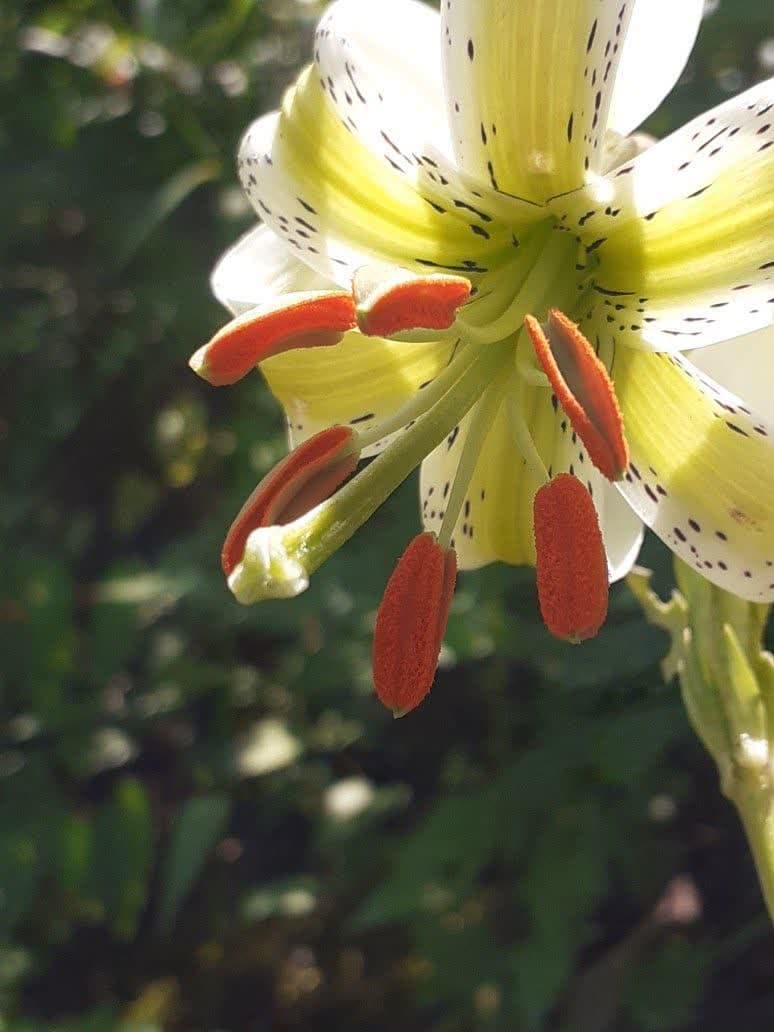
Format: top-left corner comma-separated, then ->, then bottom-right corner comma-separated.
1,1 -> 774,1029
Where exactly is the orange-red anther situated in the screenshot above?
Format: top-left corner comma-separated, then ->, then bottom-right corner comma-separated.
372,533 -> 457,715
221,425 -> 358,576
533,473 -> 608,643
525,309 -> 629,481
354,268 -> 471,338
191,291 -> 357,386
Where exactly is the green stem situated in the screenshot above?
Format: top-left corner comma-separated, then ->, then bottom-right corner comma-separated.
732,775 -> 774,921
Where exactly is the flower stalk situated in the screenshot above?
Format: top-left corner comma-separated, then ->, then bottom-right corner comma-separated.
628,560 -> 774,919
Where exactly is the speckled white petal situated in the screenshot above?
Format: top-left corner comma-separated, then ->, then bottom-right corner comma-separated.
598,484 -> 645,583
211,224 -> 327,316
606,0 -> 704,137
314,0 -> 545,231
610,347 -> 774,603
314,0 -> 450,163
238,70 -> 511,288
552,416 -> 644,583
419,394 -> 522,571
687,324 -> 774,418
555,80 -> 774,352
441,0 -> 635,202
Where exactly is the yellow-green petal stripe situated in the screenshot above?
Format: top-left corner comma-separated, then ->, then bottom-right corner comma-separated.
554,80 -> 774,352
261,332 -> 455,458
441,0 -> 634,202
238,68 -> 513,287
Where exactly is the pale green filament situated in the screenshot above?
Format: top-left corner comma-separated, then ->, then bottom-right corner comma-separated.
507,372 -> 550,486
437,378 -> 508,549
456,230 -> 573,345
357,335 -> 479,451
264,339 -> 513,580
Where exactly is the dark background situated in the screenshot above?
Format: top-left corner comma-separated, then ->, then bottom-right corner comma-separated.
2,1 -> 774,1029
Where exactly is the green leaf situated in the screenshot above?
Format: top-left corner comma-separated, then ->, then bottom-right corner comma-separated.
156,794 -> 231,934
112,159 -> 221,273
92,779 -> 153,941
351,790 -> 498,930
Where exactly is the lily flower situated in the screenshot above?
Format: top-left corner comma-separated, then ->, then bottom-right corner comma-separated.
193,0 -> 774,710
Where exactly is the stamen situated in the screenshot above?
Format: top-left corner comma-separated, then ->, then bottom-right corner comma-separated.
437,380 -> 505,548
373,533 -> 457,716
515,328 -> 552,387
525,309 -> 629,481
190,290 -> 357,386
507,376 -> 550,486
533,473 -> 608,643
221,425 -> 358,576
353,264 -> 471,338
456,229 -> 572,345
228,340 -> 511,605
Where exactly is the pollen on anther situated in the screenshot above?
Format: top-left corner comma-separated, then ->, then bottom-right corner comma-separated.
525,309 -> 628,481
533,474 -> 608,643
372,533 -> 457,715
354,268 -> 471,338
191,291 -> 357,386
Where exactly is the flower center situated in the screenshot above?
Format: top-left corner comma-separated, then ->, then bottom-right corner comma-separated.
199,209 -> 628,696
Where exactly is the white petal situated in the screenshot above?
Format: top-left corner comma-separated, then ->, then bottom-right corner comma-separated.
688,324 -> 774,416
599,485 -> 645,583
314,0 -> 544,229
211,224 -> 328,316
314,0 -> 450,162
262,333 -> 455,460
611,348 -> 774,603
441,0 -> 636,201
557,79 -> 774,352
238,73 -> 511,288
607,0 -> 704,137
555,421 -> 645,583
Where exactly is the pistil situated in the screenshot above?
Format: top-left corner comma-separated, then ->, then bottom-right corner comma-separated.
221,425 -> 359,576
229,338 -> 512,603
